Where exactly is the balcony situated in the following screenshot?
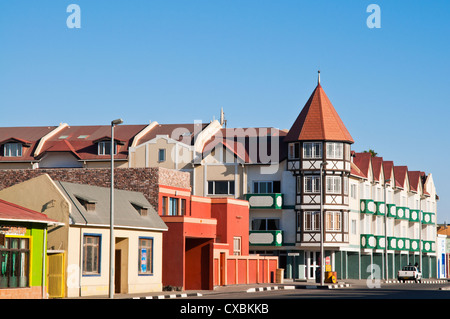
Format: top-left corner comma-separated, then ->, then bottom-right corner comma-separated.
422,240 -> 435,253
374,201 -> 385,216
386,204 -> 396,218
245,193 -> 283,210
249,230 -> 283,246
361,234 -> 386,250
409,209 -> 420,222
422,212 -> 435,225
396,206 -> 410,220
360,199 -> 375,214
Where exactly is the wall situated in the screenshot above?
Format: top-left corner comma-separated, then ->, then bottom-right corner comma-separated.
0,167 -> 191,212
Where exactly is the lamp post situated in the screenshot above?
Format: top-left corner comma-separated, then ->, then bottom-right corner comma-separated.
320,161 -> 327,286
383,179 -> 390,282
109,118 -> 123,299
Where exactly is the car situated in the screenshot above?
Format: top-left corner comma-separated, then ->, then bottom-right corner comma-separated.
397,265 -> 422,283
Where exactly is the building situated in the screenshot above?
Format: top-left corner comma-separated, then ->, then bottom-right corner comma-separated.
0,174 -> 167,298
0,198 -> 58,299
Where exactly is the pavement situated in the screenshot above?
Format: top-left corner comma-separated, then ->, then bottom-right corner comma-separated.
68,279 -> 355,299
68,278 -> 450,299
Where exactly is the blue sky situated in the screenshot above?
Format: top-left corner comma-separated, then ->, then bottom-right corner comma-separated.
0,1 -> 449,222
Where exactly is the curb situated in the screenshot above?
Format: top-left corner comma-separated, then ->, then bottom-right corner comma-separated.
246,283 -> 350,292
132,292 -> 203,299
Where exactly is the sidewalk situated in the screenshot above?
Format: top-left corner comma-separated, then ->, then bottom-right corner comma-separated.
68,279 -> 352,299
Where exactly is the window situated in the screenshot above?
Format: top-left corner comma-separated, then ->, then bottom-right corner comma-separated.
350,184 -> 357,199
208,181 -> 235,195
326,211 -> 341,231
303,142 -> 322,159
161,196 -> 168,215
233,237 -> 241,256
83,235 -> 101,275
351,219 -> 357,235
98,141 -> 117,155
326,142 -> 343,159
304,176 -> 321,193
304,211 -> 320,231
158,149 -> 166,162
180,199 -> 186,215
253,181 -> 280,193
138,238 -> 153,274
288,143 -> 300,159
4,143 -> 22,157
326,176 -> 341,194
343,176 -> 348,195
169,198 -> 178,216
0,238 -> 29,288
252,218 -> 279,230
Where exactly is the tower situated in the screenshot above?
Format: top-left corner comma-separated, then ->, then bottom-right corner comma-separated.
285,72 -> 354,252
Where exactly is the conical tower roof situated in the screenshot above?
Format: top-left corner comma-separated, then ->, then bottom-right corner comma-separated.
285,73 -> 354,143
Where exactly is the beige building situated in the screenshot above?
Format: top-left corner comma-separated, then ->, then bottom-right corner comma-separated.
0,174 -> 167,298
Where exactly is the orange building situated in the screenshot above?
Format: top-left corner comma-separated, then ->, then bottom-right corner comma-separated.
158,185 -> 278,290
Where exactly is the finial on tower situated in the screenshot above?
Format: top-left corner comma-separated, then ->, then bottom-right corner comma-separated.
318,70 -> 321,85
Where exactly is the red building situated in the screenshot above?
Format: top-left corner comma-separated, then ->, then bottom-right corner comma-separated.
158,185 -> 278,290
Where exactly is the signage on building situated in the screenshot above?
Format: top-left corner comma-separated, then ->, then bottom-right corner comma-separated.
0,226 -> 26,236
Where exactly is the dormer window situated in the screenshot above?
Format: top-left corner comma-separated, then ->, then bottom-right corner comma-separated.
75,196 -> 96,212
98,141 -> 117,155
4,143 -> 22,157
131,202 -> 149,217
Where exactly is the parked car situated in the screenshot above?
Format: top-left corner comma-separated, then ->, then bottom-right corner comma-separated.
397,265 -> 422,283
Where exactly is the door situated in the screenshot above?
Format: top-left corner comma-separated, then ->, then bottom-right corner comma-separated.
306,251 -> 320,280
47,253 -> 65,298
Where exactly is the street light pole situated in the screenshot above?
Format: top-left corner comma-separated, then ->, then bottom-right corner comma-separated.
109,118 -> 123,299
384,179 -> 390,282
320,161 -> 327,286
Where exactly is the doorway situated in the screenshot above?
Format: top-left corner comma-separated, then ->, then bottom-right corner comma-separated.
114,238 -> 128,294
306,251 -> 320,280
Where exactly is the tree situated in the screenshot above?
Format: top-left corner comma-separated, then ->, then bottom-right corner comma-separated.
363,149 -> 378,157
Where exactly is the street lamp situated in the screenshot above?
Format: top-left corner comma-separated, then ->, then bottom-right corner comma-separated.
383,179 -> 390,282
320,161 -> 328,286
109,118 -> 123,299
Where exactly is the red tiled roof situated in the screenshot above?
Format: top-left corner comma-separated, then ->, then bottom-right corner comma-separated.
0,199 -> 57,224
393,166 -> 408,189
383,161 -> 394,185
202,128 -> 287,163
137,123 -> 208,146
408,171 -> 422,193
371,156 -> 383,182
352,152 -> 371,178
0,126 -> 57,161
39,125 -> 148,161
285,83 -> 354,143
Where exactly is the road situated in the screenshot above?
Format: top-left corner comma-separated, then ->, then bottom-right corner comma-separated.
189,281 -> 450,299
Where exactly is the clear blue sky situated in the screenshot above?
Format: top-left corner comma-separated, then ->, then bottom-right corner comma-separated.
1,1 -> 449,222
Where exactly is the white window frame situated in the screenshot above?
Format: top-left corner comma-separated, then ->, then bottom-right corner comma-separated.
233,237 -> 242,256
303,142 -> 322,159
326,176 -> 341,194
98,141 -> 117,155
326,142 -> 343,159
304,176 -> 321,193
288,143 -> 300,159
304,211 -> 321,231
158,149 -> 166,162
326,211 -> 341,231
4,143 -> 22,157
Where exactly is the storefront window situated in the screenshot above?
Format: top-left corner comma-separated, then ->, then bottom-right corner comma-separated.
0,238 -> 29,288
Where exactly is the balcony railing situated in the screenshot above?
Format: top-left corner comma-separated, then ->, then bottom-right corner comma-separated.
245,193 -> 283,210
422,212 -> 435,224
249,230 -> 283,246
361,235 -> 434,252
360,199 -> 375,214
